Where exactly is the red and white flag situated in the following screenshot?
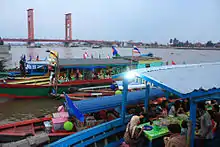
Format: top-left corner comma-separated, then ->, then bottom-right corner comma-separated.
83,52 -> 89,59
172,60 -> 176,65
85,52 -> 89,57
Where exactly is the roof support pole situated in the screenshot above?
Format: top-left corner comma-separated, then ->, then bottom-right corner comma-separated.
121,79 -> 128,124
189,99 -> 197,147
144,84 -> 150,112
165,91 -> 169,100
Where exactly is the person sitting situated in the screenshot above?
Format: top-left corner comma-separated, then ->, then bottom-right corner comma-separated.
211,100 -> 218,106
148,104 -> 157,118
208,110 -> 217,136
196,102 -> 213,139
213,104 -> 219,112
181,120 -> 188,136
123,115 -> 145,147
139,112 -> 153,125
159,100 -> 169,117
169,100 -> 184,116
164,124 -> 187,147
182,99 -> 190,112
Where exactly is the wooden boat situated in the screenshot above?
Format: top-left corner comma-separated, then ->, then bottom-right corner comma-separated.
0,56 -> 163,99
0,79 -> 113,99
0,110 -> 119,144
0,58 -> 132,99
0,117 -> 75,143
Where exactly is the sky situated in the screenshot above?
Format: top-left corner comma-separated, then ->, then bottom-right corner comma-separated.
1,0 -> 220,43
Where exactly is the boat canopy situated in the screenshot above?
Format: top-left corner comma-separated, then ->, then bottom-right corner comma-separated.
26,58 -> 132,69
73,88 -> 164,114
59,58 -> 133,69
113,62 -> 220,147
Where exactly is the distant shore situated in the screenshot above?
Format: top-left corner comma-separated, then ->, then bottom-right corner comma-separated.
7,45 -> 220,51
145,46 -> 220,51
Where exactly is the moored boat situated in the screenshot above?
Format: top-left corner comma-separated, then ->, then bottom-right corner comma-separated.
0,79 -> 113,99
0,55 -> 163,99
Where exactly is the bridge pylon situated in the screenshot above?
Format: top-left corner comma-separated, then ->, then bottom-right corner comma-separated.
65,13 -> 72,47
27,9 -> 35,47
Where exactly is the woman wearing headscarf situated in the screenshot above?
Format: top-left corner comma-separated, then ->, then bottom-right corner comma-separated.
123,115 -> 145,147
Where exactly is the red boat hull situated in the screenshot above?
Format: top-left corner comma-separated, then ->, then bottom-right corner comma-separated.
0,117 -> 75,143
0,79 -> 114,99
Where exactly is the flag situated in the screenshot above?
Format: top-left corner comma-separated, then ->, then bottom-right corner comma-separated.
133,46 -> 141,54
112,46 -> 120,57
83,51 -> 89,59
172,60 -> 176,65
107,54 -> 110,59
83,53 -> 86,59
64,93 -> 84,122
85,51 -> 89,57
49,50 -> 58,59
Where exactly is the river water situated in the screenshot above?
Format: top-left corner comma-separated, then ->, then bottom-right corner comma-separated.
1,46 -> 220,125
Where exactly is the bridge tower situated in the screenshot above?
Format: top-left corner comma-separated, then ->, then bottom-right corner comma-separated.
65,13 -> 72,47
27,9 -> 34,46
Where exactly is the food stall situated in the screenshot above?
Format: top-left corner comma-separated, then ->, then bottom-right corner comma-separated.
113,62 -> 220,147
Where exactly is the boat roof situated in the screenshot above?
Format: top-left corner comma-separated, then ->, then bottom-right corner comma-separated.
59,58 -> 133,68
113,62 -> 220,98
26,58 -> 133,68
114,56 -> 162,62
73,88 -> 164,113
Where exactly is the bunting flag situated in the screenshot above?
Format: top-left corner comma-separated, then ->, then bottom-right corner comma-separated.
64,93 -> 84,122
133,46 -> 141,54
112,46 -> 120,57
172,60 -> 176,65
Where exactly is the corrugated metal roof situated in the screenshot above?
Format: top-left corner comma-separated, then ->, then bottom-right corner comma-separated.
116,62 -> 220,97
59,58 -> 133,67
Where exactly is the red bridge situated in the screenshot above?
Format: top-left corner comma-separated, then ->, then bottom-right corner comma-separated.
0,9 -> 124,45
1,9 -> 143,46
2,38 -> 111,44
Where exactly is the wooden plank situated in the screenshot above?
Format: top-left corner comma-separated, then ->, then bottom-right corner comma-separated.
8,78 -> 49,84
78,85 -> 111,91
28,81 -> 49,85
